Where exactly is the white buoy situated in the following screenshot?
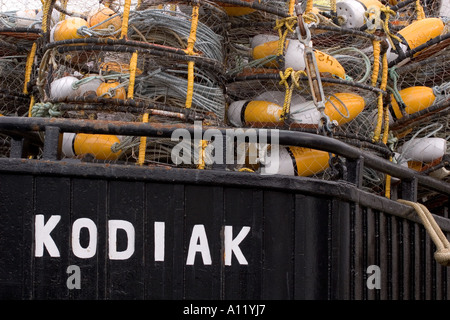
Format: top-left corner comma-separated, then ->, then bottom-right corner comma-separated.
398,137 -> 447,163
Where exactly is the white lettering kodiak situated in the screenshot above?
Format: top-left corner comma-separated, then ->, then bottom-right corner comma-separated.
34,215 -> 250,265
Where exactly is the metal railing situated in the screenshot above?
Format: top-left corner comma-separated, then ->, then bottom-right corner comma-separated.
1,116 -> 450,201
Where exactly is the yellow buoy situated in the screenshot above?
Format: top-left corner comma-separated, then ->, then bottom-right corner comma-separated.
217,0 -> 260,16
252,39 -> 346,79
398,17 -> 444,51
324,92 -> 365,126
390,86 -> 436,120
62,133 -> 122,161
88,7 -> 122,36
51,17 -> 89,42
227,100 -> 283,127
289,147 -> 330,176
387,18 -> 445,62
261,146 -> 330,176
96,81 -> 126,99
228,92 -> 365,127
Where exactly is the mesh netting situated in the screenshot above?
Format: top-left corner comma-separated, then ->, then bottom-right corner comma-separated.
0,0 -> 448,198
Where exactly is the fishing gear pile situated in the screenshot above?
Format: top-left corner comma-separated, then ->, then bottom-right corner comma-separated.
0,0 -> 448,200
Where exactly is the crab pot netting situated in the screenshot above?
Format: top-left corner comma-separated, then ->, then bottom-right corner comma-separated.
0,56 -> 33,116
0,0 -> 47,158
38,45 -> 225,119
0,0 -> 46,117
26,0 -> 234,166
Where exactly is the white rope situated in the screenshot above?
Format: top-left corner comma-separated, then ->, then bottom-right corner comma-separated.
398,199 -> 450,267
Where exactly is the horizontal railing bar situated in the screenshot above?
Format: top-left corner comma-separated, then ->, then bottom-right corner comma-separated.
0,116 -> 449,196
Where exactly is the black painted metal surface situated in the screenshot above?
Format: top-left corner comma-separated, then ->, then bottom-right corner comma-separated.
0,160 -> 449,300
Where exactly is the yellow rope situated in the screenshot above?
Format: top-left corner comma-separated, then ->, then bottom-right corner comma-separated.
279,68 -> 307,120
185,61 -> 195,109
59,0 -> 68,21
138,113 -> 149,165
384,156 -> 392,198
380,52 -> 388,93
274,16 -> 297,57
41,0 -> 53,33
24,42 -> 38,117
415,0 -> 426,20
185,5 -> 199,55
198,139 -> 208,170
372,53 -> 388,142
398,200 -> 450,266
305,0 -> 314,13
120,0 -> 132,39
382,102 -> 391,198
23,43 -> 37,94
127,51 -> 138,99
184,5 -> 199,109
373,93 -> 384,142
126,50 -> 146,165
380,6 -> 403,50
371,40 -> 381,87
288,0 -> 296,16
27,96 -> 36,118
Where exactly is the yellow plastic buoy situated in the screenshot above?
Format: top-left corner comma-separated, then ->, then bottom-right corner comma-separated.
50,17 -> 89,42
217,0 -> 260,16
252,39 -> 346,79
228,92 -> 365,127
390,86 -> 436,120
324,92 -> 365,126
387,18 -> 445,62
62,133 -> 122,161
88,7 -> 122,36
261,146 -> 330,176
96,81 -> 126,99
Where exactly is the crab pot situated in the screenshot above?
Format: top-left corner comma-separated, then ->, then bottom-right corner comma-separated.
0,29 -> 42,118
35,40 -> 226,166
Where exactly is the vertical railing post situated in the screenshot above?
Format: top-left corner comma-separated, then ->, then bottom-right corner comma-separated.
344,156 -> 364,188
400,177 -> 418,202
9,136 -> 24,159
42,126 -> 61,160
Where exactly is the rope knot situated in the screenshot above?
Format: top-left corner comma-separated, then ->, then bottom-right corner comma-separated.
434,249 -> 450,267
273,16 -> 297,57
30,102 -> 62,118
274,16 -> 297,35
278,68 -> 307,120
